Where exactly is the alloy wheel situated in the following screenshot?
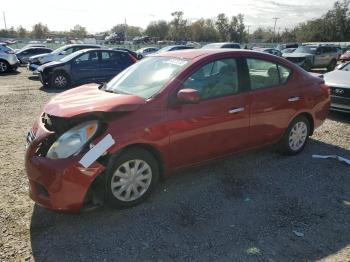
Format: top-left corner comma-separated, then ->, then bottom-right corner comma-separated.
288,121 -> 308,151
54,75 -> 67,88
110,159 -> 152,202
0,61 -> 8,73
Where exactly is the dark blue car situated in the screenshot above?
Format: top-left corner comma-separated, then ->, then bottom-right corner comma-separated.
37,49 -> 136,89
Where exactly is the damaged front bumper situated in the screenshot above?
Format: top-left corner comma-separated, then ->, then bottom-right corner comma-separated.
25,116 -> 106,213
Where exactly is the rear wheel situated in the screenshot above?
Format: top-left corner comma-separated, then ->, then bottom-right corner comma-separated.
279,116 -> 310,155
327,59 -> 337,71
105,148 -> 159,208
51,72 -> 70,89
0,60 -> 9,73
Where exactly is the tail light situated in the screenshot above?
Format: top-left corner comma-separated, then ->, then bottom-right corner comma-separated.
320,84 -> 331,95
129,54 -> 137,63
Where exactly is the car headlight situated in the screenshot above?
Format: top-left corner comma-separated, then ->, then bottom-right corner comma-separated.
46,121 -> 99,159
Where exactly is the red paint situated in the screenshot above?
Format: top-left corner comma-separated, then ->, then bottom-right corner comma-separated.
340,51 -> 350,61
25,50 -> 330,212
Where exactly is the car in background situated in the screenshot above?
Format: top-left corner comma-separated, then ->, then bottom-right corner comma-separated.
113,47 -> 138,60
256,48 -> 282,57
324,61 -> 350,113
340,51 -> 350,62
16,47 -> 53,64
277,43 -> 299,51
156,45 -> 195,54
283,45 -> 338,71
281,48 -> 296,54
26,49 -> 330,212
135,47 -> 159,59
37,49 -> 136,89
0,43 -> 19,73
202,42 -> 241,49
28,44 -> 101,72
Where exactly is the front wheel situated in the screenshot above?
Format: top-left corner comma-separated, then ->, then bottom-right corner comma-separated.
105,148 -> 159,208
279,116 -> 310,155
50,72 -> 70,89
0,60 -> 9,73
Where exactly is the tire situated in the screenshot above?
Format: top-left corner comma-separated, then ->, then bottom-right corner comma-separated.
50,71 -> 70,89
303,61 -> 312,72
105,148 -> 160,208
278,116 -> 310,155
327,59 -> 337,71
0,60 -> 9,73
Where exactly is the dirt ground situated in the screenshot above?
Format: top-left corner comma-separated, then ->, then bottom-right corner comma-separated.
0,68 -> 349,262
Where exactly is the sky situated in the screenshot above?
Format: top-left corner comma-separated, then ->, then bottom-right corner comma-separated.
1,0 -> 335,33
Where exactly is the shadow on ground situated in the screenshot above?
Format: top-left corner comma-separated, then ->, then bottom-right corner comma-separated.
30,139 -> 350,261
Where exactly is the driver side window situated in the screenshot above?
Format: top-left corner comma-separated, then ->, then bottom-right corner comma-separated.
183,58 -> 239,99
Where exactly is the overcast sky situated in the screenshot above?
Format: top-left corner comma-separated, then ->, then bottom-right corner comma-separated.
1,0 -> 335,33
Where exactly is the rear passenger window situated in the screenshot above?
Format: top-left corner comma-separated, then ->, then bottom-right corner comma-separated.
278,65 -> 292,84
247,59 -> 280,89
101,51 -> 110,60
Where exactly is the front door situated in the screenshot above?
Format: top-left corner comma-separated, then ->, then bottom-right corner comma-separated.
167,57 -> 251,169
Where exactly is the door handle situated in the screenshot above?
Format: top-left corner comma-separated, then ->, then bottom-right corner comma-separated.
288,96 -> 300,102
229,107 -> 244,114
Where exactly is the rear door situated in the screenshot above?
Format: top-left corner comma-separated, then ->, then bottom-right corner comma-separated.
246,58 -> 301,146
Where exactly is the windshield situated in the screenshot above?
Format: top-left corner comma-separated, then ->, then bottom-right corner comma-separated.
59,50 -> 85,62
294,46 -> 316,54
156,46 -> 173,53
52,45 -> 68,55
105,56 -> 190,99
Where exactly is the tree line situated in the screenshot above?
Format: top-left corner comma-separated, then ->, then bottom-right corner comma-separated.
1,0 -> 349,43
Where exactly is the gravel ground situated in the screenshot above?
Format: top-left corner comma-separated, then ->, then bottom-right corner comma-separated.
0,68 -> 349,262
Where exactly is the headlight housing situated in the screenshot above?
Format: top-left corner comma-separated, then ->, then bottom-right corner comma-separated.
46,120 -> 99,159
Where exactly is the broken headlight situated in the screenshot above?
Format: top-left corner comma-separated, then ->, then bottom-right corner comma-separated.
46,120 -> 99,159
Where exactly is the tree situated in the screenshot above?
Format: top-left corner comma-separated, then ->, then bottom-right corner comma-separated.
17,26 -> 27,38
31,23 -> 49,39
70,24 -> 87,38
168,11 -> 188,40
145,20 -> 169,40
215,13 -> 230,41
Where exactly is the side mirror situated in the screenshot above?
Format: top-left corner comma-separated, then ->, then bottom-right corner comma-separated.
177,88 -> 200,104
59,51 -> 66,56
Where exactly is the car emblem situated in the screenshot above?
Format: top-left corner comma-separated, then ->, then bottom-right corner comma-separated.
334,88 -> 344,95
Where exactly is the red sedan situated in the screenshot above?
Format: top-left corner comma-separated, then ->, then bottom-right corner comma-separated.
340,51 -> 350,62
25,49 -> 330,213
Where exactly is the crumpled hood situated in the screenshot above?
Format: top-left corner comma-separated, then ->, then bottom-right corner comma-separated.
323,70 -> 350,88
43,83 -> 146,117
30,53 -> 52,60
283,52 -> 314,58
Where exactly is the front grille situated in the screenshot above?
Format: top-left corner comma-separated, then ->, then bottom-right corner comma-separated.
286,57 -> 305,63
330,86 -> 350,98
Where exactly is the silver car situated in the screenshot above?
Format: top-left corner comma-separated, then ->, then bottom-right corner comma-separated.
323,62 -> 350,113
0,44 -> 20,73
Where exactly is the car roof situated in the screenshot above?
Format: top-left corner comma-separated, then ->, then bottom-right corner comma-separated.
152,49 -> 280,61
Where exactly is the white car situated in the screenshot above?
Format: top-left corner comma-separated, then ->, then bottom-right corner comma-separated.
0,43 -> 20,73
28,44 -> 101,72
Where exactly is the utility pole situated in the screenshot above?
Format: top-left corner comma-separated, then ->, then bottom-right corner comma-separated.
3,12 -> 7,30
272,17 -> 279,44
247,25 -> 251,45
124,18 -> 127,42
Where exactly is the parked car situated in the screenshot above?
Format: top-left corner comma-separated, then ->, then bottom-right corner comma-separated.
28,44 -> 101,72
256,48 -> 282,57
0,43 -> 19,73
25,49 -> 330,212
202,42 -> 241,49
135,47 -> 159,59
277,43 -> 299,51
156,45 -> 194,54
283,45 -> 338,71
340,51 -> 350,62
323,61 -> 350,113
37,49 -> 136,89
281,48 -> 296,54
113,47 -> 138,60
16,47 -> 53,64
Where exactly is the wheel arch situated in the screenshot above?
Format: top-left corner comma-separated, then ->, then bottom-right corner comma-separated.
291,112 -> 315,135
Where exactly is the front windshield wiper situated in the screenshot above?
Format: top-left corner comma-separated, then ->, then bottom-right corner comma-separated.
98,82 -> 114,93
